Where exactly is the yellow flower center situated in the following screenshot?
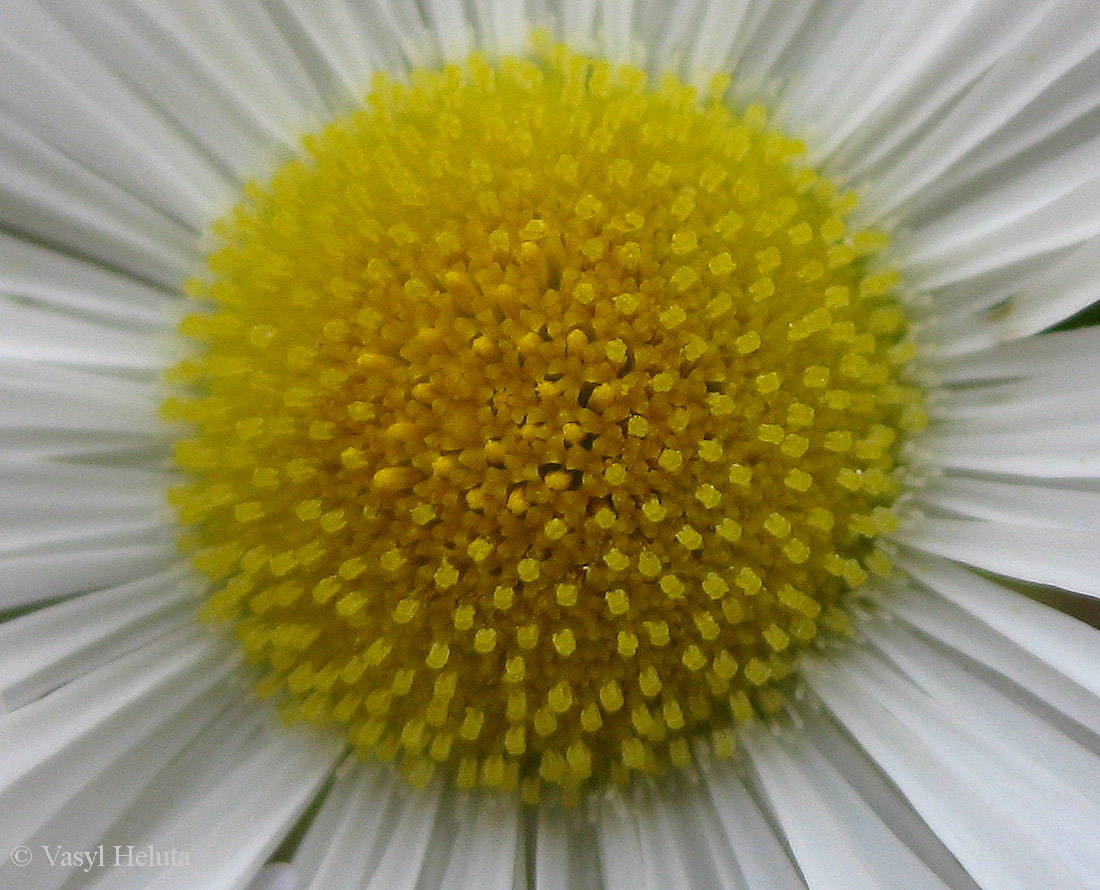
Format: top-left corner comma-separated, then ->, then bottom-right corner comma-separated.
167,43 -> 926,803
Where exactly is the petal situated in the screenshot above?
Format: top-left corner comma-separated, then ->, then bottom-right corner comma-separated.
896,515 -> 1100,598
0,117 -> 197,286
535,804 -> 603,890
0,361 -> 167,467
928,325 -> 1100,383
0,564 -> 199,712
0,628 -> 236,855
0,6 -> 229,226
915,474 -> 1100,532
917,246 -> 1100,356
897,553 -> 1100,699
44,0 -> 323,167
84,725 -> 341,890
595,794 -> 649,889
289,762 -> 404,890
916,423 -> 1100,477
0,231 -> 171,332
697,755 -> 810,890
245,864 -> 298,890
883,579 -> 1100,737
744,727 -> 953,890
355,780 -> 444,890
862,613 -> 1100,817
835,633 -> 1100,884
0,461 -> 171,553
902,174 -> 1100,292
9,696 -> 249,890
804,652 -> 1095,890
857,0 -> 1100,219
437,793 -> 523,889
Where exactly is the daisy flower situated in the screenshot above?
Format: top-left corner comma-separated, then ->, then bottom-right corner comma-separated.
3,1 -> 1100,889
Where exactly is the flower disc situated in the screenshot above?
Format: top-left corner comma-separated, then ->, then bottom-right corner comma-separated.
168,44 -> 926,801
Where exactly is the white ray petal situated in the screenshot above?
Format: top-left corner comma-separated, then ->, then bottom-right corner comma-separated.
861,0 -> 1100,218
423,0 -> 475,61
559,0 -> 599,48
13,694 -> 243,890
0,628 -> 236,856
598,0 -> 637,63
42,7 -> 299,188
42,6 -> 281,174
912,243 -> 1100,358
655,778 -> 761,888
864,616 -> 1100,794
359,781 -> 444,890
696,755 -> 809,890
0,361 -> 167,463
631,785 -> 698,890
438,793 -> 523,889
357,0 -> 438,70
244,864 -> 297,890
788,0 -> 975,160
932,386 -> 1100,431
596,793 -> 649,889
0,461 -> 170,553
83,727 -> 342,890
934,350 -> 1100,409
903,133 -> 1100,268
778,0 -> 901,131
0,4 -> 230,223
929,326 -> 1100,383
897,516 -> 1100,597
464,0 -> 530,57
680,781 -> 752,890
915,474 -> 1100,532
533,806 -> 571,890
656,780 -> 745,890
0,538 -> 177,610
903,174 -> 1100,291
897,554 -> 1100,699
89,700 -> 270,852
0,300 -> 170,374
205,0 -> 332,112
831,642 -> 1100,886
535,805 -> 603,890
682,0 -> 752,87
723,0 -> 820,100
744,727 -> 952,890
0,564 -> 199,712
254,1 -> 379,103
818,0 -> 979,158
0,363 -> 160,436
347,0 -> 433,72
804,655 -> 1092,890
883,581 -> 1100,737
643,0 -> 703,75
92,0 -> 327,138
902,53 -> 1100,230
0,231 -> 170,329
0,118 -> 197,287
795,0 -> 1055,178
917,423 -> 1100,477
291,762 -> 401,890
794,708 -> 986,890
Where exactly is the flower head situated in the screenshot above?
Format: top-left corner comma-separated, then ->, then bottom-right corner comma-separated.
2,2 -> 1100,889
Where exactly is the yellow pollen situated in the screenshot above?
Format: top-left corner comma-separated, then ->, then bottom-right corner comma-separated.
170,43 -> 924,800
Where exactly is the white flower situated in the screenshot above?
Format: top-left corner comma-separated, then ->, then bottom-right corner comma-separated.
2,2 -> 1100,890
